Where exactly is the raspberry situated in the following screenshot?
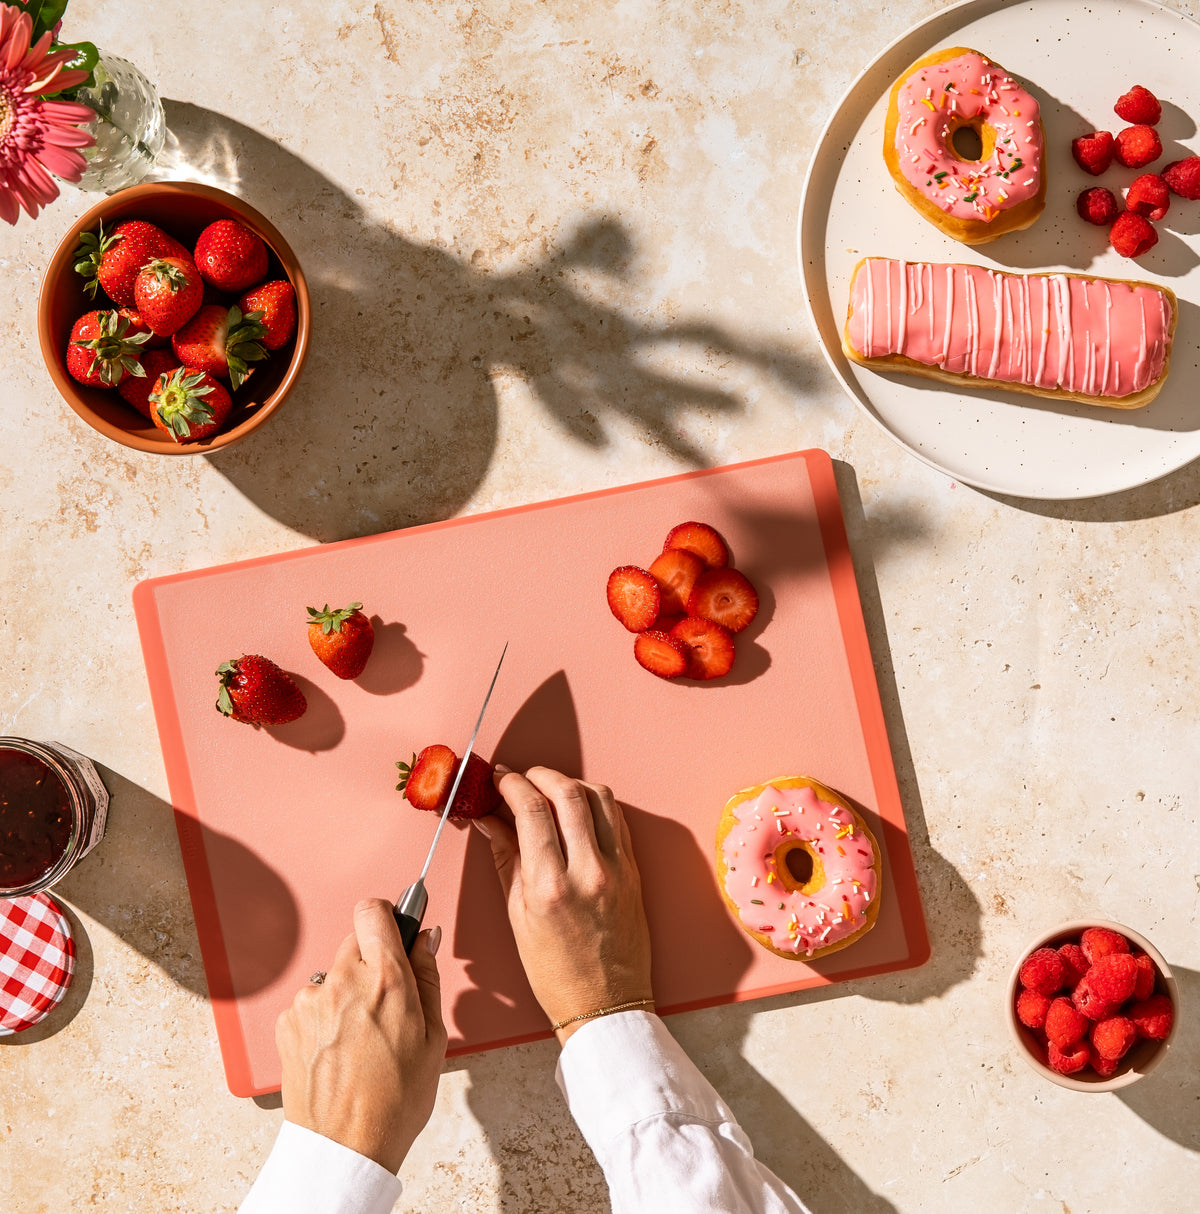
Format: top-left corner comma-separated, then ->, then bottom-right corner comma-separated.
1110,211 -> 1158,258
1162,156 -> 1200,200
1091,1016 -> 1138,1061
1016,988 -> 1052,1030
1114,85 -> 1162,125
1019,947 -> 1066,996
1057,943 -> 1089,988
1128,994 -> 1174,1041
1044,996 -> 1088,1048
1048,1040 -> 1090,1075
1085,952 -> 1139,1006
1076,187 -> 1119,225
1072,130 -> 1114,175
1131,952 -> 1158,1001
1092,1051 -> 1121,1078
1125,174 -> 1170,221
1114,124 -> 1163,169
1080,927 -> 1130,964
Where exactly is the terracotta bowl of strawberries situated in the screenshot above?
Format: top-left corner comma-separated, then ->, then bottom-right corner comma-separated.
1006,919 -> 1179,1092
37,181 -> 309,454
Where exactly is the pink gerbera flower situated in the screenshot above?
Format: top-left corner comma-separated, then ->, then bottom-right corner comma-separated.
0,3 -> 96,224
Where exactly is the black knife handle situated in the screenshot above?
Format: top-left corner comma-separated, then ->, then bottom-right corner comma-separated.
394,907 -> 422,955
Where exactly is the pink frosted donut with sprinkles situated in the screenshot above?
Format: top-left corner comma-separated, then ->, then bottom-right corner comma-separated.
883,46 -> 1046,244
716,776 -> 882,960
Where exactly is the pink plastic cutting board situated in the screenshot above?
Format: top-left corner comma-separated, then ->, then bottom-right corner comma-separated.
134,449 -> 928,1096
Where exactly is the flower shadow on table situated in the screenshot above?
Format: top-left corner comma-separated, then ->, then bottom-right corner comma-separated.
155,102 -> 821,543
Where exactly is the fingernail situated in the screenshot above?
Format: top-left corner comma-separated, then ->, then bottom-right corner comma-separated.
471,817 -> 492,838
493,763 -> 512,777
427,925 -> 442,957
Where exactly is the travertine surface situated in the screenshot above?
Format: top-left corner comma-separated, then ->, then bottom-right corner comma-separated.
2,1 -> 1198,1211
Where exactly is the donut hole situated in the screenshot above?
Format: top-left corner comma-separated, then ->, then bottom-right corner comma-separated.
951,123 -> 984,161
775,841 -> 825,897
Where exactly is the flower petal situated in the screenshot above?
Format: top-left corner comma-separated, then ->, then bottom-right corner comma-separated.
0,183 -> 19,226
36,142 -> 84,181
39,122 -> 95,148
3,11 -> 32,72
38,99 -> 98,123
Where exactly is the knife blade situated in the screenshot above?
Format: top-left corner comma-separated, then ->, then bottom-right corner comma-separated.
393,643 -> 508,953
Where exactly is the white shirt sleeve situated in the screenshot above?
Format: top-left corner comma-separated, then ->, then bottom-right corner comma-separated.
556,1010 -> 811,1214
238,1120 -> 402,1214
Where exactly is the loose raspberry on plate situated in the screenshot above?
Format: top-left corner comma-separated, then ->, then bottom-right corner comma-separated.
1128,994 -> 1174,1041
1016,988 -> 1052,1031
1048,1040 -> 1090,1075
1110,211 -> 1158,259
1071,131 -> 1114,175
1114,85 -> 1162,125
1114,124 -> 1163,169
1057,943 -> 1089,988
1019,947 -> 1066,996
1080,926 -> 1130,964
1044,996 -> 1088,1048
1091,1016 -> 1138,1061
1076,187 -> 1119,226
1162,155 -> 1200,199
1131,952 -> 1158,1002
1125,174 -> 1170,221
633,629 -> 690,680
606,566 -> 661,632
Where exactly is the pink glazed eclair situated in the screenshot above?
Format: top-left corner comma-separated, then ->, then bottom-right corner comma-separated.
843,258 -> 1177,409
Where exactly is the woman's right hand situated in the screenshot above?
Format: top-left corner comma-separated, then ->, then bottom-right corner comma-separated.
476,766 -> 654,1043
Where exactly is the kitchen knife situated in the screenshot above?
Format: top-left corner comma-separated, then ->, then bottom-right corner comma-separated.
393,643 -> 507,953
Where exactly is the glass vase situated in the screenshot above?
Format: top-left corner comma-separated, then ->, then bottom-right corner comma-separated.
71,53 -> 166,194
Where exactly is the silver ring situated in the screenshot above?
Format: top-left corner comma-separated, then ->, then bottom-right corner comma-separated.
309,971 -> 327,985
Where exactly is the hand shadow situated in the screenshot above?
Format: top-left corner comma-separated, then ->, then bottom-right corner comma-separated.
152,103 -> 821,544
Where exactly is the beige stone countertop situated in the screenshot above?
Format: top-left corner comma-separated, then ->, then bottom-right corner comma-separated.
2,0 -> 1199,1210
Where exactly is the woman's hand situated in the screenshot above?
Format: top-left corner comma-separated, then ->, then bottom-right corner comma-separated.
478,766 -> 654,1043
275,898 -> 447,1174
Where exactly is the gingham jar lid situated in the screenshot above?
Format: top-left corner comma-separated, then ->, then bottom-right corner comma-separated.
0,893 -> 75,1035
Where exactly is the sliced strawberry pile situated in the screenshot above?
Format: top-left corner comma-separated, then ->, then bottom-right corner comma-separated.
1068,84 -> 1200,259
1014,926 -> 1174,1078
605,520 -> 761,682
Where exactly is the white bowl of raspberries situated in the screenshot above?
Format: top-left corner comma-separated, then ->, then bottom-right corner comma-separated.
37,181 -> 309,454
1007,919 -> 1178,1091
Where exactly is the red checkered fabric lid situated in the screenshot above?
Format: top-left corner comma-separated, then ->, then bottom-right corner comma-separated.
0,893 -> 75,1035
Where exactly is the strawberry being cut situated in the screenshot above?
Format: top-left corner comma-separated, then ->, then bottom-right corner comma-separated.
66,309 -> 151,387
194,219 -> 269,293
606,566 -> 661,632
172,304 -> 268,390
119,348 -> 181,418
396,745 -> 501,819
237,280 -> 297,350
663,521 -> 728,569
670,617 -> 736,680
150,368 -> 233,443
633,629 -> 690,679
134,256 -> 204,336
73,219 -> 186,306
687,567 -> 759,633
215,655 -> 307,725
306,602 -> 375,679
648,548 -> 704,617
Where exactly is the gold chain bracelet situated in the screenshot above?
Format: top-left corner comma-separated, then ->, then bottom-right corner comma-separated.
550,998 -> 655,1032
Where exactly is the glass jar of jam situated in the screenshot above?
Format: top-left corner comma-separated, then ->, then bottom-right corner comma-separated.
0,738 -> 109,896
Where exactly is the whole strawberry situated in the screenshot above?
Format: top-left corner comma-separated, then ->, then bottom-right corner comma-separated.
194,219 -> 269,293
73,220 -> 186,306
216,655 -> 307,725
396,745 -> 501,820
306,602 -> 375,679
150,367 -> 233,443
237,280 -> 296,350
134,256 -> 204,335
66,309 -> 151,387
119,348 -> 182,418
172,304 -> 268,390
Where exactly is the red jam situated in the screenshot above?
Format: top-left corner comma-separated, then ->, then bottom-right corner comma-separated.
0,748 -> 73,890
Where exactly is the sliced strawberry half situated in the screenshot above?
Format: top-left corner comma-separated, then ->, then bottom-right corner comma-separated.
670,617 -> 736,680
633,629 -> 690,679
663,521 -> 729,569
396,744 -> 457,810
648,548 -> 704,616
687,568 -> 759,633
606,565 -> 661,632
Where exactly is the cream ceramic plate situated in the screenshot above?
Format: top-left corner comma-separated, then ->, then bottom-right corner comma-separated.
799,0 -> 1200,499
